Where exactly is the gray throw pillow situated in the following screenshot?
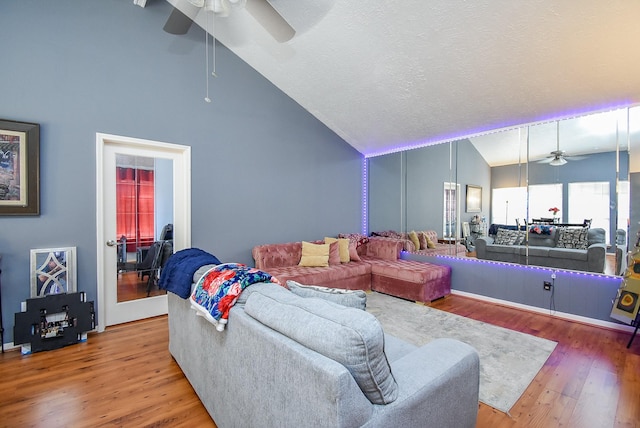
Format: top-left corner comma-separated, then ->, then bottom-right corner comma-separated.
286,280 -> 367,310
244,286 -> 398,405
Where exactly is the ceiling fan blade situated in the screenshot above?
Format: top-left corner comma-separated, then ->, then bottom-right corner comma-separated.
245,0 -> 295,43
537,157 -> 555,164
163,7 -> 195,34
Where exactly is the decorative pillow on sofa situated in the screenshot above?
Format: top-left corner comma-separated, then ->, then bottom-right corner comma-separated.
556,227 -> 589,249
421,231 -> 437,249
338,233 -> 369,248
408,231 -> 420,252
299,241 -> 330,267
325,237 -> 350,263
417,232 -> 428,250
348,242 -> 362,261
327,241 -> 341,265
286,280 -> 367,310
244,286 -> 398,405
529,224 -> 554,235
494,228 -> 524,245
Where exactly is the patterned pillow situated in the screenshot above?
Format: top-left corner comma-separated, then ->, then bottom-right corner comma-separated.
338,233 -> 369,248
494,228 -> 523,245
556,227 -> 589,249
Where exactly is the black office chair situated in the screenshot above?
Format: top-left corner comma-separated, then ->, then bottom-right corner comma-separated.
144,240 -> 173,296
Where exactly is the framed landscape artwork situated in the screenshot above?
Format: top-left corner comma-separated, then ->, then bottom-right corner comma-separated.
0,119 -> 40,215
466,184 -> 482,213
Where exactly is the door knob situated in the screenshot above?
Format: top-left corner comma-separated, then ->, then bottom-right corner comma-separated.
106,240 -> 117,247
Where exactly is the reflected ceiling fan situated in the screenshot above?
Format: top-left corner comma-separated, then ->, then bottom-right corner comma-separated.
163,0 -> 297,43
538,122 -> 585,166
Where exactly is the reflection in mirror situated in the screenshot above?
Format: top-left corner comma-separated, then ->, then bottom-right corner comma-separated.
115,154 -> 174,302
368,105 -> 639,277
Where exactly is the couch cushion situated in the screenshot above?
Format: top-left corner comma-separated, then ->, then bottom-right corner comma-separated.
521,245 -> 552,257
263,261 -> 371,286
286,280 -> 367,310
365,257 -> 449,284
299,241 -> 330,267
244,286 -> 398,405
548,247 -> 588,261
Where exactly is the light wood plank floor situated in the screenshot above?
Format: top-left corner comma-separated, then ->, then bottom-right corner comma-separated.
1,294 -> 638,428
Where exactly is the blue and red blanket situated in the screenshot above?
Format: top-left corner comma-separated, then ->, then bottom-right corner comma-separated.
190,263 -> 280,331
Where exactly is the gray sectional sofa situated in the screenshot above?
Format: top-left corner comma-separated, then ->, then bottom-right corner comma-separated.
168,281 -> 480,427
475,226 -> 607,273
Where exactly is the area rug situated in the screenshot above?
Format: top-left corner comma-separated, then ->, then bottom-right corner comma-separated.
366,292 -> 557,413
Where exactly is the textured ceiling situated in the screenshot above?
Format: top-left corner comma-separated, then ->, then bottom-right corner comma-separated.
165,0 -> 640,158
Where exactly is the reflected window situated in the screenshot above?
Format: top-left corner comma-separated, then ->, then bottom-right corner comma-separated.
529,184 -> 562,220
443,182 -> 460,238
568,181 -> 609,240
491,187 -> 526,225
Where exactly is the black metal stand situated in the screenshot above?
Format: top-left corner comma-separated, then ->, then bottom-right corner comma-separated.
627,310 -> 640,349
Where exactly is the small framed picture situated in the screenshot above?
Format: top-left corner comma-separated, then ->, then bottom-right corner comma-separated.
466,184 -> 482,213
30,247 -> 77,297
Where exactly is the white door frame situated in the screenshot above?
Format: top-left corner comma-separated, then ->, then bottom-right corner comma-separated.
95,133 -> 191,332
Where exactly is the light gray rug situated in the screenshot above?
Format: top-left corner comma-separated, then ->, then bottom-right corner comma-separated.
366,292 -> 557,413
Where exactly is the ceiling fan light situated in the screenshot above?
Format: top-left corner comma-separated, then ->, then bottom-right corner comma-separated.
549,157 -> 567,166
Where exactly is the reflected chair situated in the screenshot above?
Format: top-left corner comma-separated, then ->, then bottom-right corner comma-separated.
462,222 -> 473,251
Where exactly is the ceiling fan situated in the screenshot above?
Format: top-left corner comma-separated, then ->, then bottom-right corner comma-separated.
163,0 -> 296,43
537,122 -> 585,166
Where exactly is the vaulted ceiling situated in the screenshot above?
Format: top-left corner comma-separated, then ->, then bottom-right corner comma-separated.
163,0 -> 640,160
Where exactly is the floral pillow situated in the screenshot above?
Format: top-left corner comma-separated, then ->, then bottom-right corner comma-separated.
529,225 -> 554,235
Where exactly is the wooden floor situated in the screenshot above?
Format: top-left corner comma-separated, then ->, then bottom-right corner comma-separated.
117,271 -> 166,302
1,294 -> 639,428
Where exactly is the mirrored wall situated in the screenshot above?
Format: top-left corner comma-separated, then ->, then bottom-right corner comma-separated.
368,106 -> 640,276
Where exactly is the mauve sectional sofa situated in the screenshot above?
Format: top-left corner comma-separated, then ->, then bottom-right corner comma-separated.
252,236 -> 452,303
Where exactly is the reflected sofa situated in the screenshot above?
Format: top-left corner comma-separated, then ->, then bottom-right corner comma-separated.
476,226 -> 607,273
371,230 -> 467,258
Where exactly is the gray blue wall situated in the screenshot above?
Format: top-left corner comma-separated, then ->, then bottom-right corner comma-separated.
0,0 -> 363,343
368,139 -> 491,236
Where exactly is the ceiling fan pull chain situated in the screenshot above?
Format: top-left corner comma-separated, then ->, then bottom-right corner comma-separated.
204,9 -> 212,102
211,9 -> 217,78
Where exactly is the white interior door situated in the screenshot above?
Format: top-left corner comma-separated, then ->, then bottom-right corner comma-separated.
96,133 -> 191,330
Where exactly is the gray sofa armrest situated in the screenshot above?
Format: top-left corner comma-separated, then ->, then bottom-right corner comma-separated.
367,338 -> 479,428
586,243 -> 607,273
475,236 -> 493,259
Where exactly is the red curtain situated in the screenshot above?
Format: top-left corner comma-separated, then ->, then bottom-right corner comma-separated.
116,167 -> 155,252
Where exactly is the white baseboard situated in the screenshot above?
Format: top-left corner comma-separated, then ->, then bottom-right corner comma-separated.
1,342 -> 19,352
451,289 -> 636,333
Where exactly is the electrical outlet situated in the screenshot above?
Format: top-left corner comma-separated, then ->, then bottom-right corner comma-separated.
543,281 -> 552,291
